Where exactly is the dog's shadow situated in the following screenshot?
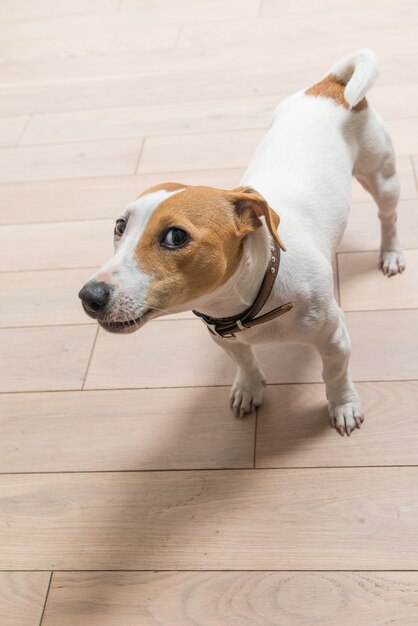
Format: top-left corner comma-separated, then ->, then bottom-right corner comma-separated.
70,346 -> 329,619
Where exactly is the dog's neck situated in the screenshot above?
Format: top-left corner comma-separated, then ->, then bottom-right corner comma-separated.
184,226 -> 272,319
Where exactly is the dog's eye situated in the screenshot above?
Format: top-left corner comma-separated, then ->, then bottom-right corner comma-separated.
114,218 -> 127,238
161,227 -> 189,249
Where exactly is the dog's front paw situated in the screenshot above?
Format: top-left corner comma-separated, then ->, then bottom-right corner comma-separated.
328,400 -> 364,436
230,370 -> 267,418
380,249 -> 406,276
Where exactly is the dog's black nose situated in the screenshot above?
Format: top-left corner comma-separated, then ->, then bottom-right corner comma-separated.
78,281 -> 110,317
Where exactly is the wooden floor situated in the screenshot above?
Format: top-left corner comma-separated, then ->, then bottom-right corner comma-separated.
1,0 -> 418,624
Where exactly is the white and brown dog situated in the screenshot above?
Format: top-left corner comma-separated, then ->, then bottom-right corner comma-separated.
79,49 -> 405,436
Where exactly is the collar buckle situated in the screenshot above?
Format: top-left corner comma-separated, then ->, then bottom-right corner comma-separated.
206,322 -> 236,340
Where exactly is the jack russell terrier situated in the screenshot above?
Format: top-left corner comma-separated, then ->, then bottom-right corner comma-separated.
79,49 -> 405,436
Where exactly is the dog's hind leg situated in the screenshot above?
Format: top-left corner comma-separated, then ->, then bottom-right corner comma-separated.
354,111 -> 406,276
211,335 -> 266,417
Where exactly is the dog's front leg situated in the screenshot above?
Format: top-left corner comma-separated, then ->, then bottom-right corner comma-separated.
211,335 -> 266,417
314,304 -> 364,436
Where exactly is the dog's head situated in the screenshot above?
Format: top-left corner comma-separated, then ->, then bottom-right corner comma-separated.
78,183 -> 284,333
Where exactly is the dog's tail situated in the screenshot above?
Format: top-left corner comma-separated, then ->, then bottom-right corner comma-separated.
329,49 -> 379,109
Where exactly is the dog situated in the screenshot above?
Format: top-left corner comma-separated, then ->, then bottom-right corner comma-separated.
79,49 -> 405,436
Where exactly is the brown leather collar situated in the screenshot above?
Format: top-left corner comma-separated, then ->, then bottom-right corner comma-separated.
193,238 -> 293,340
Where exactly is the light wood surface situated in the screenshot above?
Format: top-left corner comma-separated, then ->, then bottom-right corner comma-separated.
0,388 -> 255,472
0,572 -> 51,626
256,381 -> 418,467
42,571 -> 418,626
0,326 -> 96,392
339,249 -> 418,311
1,0 -> 417,623
2,468 -> 418,570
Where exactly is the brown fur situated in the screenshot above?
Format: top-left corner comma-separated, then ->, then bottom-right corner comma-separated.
138,182 -> 188,198
134,184 -> 285,310
306,73 -> 368,112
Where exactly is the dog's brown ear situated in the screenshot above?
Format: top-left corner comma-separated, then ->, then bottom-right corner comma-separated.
230,186 -> 286,251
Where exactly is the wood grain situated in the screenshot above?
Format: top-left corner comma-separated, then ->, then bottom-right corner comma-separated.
178,9 -> 418,53
20,96 -> 277,145
0,116 -> 28,148
85,320 -> 323,389
138,130 -> 263,173
0,169 -> 244,225
85,310 -> 418,390
339,249 -> 418,311
120,0 -> 260,22
0,387 -> 255,472
0,572 -> 51,626
42,571 -> 418,626
347,309 -> 418,380
0,139 -> 142,184
2,468 -> 418,570
341,198 -> 418,253
0,325 -> 96,392
0,0 -> 118,21
0,268 -> 94,327
0,220 -> 113,271
256,381 -> 418,467
263,0 -> 417,15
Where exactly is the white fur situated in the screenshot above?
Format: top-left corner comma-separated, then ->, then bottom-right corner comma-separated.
199,50 -> 405,435
330,48 -> 379,108
91,188 -> 184,324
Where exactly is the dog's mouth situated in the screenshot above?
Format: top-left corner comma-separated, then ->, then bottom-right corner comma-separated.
98,309 -> 155,335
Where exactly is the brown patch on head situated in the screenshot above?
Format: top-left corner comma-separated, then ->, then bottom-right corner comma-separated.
138,182 -> 189,198
306,73 -> 368,112
134,184 -> 285,312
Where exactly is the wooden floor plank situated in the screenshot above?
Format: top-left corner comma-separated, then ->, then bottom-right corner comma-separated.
85,310 -> 418,390
256,381 -> 418,468
20,96 -> 278,145
42,570 -> 418,626
0,22 -> 178,67
0,325 -> 96,392
85,320 -> 323,390
347,309 -> 418,380
138,130 -> 263,173
0,268 -> 94,327
0,116 -> 28,148
120,0 -> 260,22
0,169 -> 244,225
262,0 -> 416,15
178,9 -> 418,52
0,0 -> 118,21
0,220 -> 113,272
0,139 -> 142,184
0,388 -> 255,472
0,68 -> 293,118
340,198 -> 418,253
2,468 -> 418,569
140,129 -> 418,175
339,249 -> 418,311
3,31 -> 418,86
0,572 -> 51,626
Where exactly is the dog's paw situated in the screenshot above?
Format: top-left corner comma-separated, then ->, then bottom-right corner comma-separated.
328,400 -> 364,436
230,370 -> 266,418
379,249 -> 406,277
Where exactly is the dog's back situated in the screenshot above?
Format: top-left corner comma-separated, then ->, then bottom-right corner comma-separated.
241,50 -> 387,255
